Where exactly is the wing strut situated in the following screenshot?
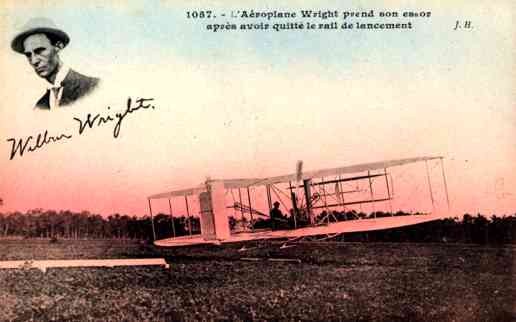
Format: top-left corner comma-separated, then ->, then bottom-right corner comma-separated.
148,198 -> 156,241
368,171 -> 376,217
184,195 -> 192,236
440,158 -> 451,212
384,168 -> 393,215
425,160 -> 435,213
168,198 -> 176,237
238,188 -> 244,218
246,187 -> 254,232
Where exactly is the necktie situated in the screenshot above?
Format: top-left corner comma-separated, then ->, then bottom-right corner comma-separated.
49,86 -> 63,109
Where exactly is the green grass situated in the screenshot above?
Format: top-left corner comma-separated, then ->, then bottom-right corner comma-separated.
0,240 -> 514,321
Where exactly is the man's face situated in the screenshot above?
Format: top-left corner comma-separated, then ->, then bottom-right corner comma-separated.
22,33 -> 60,80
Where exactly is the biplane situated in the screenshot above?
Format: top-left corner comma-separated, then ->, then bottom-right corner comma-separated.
148,156 -> 451,247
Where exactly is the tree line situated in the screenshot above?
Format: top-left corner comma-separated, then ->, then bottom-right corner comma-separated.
0,209 -> 199,241
338,213 -> 516,244
0,209 -> 515,244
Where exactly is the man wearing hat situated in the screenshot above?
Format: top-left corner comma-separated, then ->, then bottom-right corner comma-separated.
11,18 -> 100,110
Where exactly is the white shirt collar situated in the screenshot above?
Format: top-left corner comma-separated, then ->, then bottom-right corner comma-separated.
46,64 -> 70,109
47,64 -> 70,90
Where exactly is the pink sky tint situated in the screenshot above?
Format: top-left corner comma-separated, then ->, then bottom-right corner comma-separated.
0,1 -> 514,218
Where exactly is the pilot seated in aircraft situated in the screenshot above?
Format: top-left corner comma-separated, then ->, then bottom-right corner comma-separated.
270,201 -> 284,230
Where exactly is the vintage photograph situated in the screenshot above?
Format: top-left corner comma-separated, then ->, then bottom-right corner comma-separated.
0,1 -> 514,321
11,17 -> 100,110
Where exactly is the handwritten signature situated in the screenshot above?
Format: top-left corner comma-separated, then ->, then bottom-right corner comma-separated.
74,97 -> 155,138
6,97 -> 156,160
6,131 -> 72,160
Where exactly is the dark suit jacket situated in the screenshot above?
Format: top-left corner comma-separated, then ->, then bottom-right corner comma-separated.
35,69 -> 100,109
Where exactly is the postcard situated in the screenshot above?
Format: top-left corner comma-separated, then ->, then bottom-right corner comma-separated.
0,1 -> 514,320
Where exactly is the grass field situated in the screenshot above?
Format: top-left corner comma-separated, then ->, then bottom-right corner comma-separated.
0,239 -> 514,321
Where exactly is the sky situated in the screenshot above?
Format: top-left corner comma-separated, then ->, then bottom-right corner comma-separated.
0,0 -> 514,218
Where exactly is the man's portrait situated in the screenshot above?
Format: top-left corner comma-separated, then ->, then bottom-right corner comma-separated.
11,17 -> 100,110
